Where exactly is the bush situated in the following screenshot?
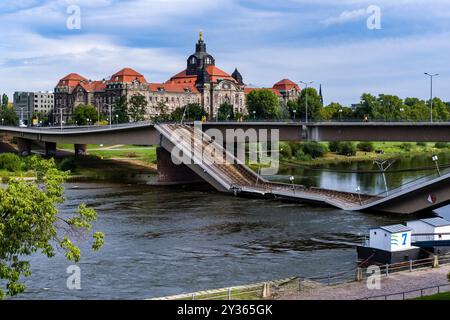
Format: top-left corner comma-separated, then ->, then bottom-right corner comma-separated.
337,142 -> 357,156
289,142 -> 303,156
302,142 -> 327,159
0,153 -> 23,172
279,142 -> 292,159
59,157 -> 77,172
295,150 -> 312,161
435,142 -> 449,149
399,142 -> 413,152
328,141 -> 341,153
357,142 -> 374,152
416,142 -> 427,147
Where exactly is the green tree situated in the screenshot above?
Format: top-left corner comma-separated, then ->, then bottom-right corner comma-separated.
0,156 -> 104,298
128,94 -> 148,122
1,94 -> 8,107
171,103 -> 208,122
288,88 -> 322,121
73,104 -> 98,125
320,102 -> 353,121
113,96 -> 129,124
217,102 -> 234,121
373,94 -> 404,121
246,89 -> 282,120
0,104 -> 19,126
355,93 -> 378,120
431,97 -> 450,121
152,101 -> 171,122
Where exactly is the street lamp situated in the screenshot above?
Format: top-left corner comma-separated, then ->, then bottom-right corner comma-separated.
299,81 -> 314,123
339,108 -> 343,122
432,155 -> 441,176
115,114 -> 119,124
424,73 -> 439,123
289,176 -> 295,194
293,109 -> 297,122
1,118 -> 4,126
58,107 -> 65,131
87,118 -> 90,126
252,110 -> 256,121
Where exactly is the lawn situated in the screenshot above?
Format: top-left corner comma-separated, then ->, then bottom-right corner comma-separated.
414,291 -> 450,300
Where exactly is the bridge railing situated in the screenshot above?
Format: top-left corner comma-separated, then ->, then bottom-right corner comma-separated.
361,167 -> 450,205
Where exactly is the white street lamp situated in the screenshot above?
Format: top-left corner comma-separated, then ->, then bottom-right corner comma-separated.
300,81 -> 314,123
424,73 -> 439,123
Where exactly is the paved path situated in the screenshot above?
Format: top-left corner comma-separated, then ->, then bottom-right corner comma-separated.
280,265 -> 450,300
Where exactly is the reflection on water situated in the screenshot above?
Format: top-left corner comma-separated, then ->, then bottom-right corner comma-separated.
7,152 -> 450,299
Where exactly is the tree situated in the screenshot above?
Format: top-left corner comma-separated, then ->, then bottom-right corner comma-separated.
128,94 -> 148,122
373,94 -> 404,121
355,93 -> 378,120
73,104 -> 98,125
320,102 -> 353,121
152,102 -> 171,122
113,96 -> 129,124
246,89 -> 282,120
0,156 -> 104,298
170,103 -> 208,122
217,102 -> 234,121
1,94 -> 8,107
288,88 -> 322,121
0,104 -> 18,126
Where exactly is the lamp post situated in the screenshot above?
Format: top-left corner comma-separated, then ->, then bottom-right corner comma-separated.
432,155 -> 441,176
400,108 -> 404,122
424,73 -> 439,123
253,110 -> 256,121
58,107 -> 65,131
339,108 -> 343,122
115,114 -> 119,124
1,118 -> 4,126
300,81 -> 314,123
293,109 -> 297,122
289,176 -> 295,194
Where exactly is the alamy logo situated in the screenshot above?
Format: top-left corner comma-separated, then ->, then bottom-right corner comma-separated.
66,265 -> 81,290
67,5 -> 81,30
367,5 -> 381,30
366,265 -> 381,290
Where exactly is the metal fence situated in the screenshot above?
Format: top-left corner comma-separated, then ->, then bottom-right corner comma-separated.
152,253 -> 450,300
361,284 -> 450,300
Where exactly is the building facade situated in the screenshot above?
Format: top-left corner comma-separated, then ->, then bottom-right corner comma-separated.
13,91 -> 54,125
54,34 -> 301,122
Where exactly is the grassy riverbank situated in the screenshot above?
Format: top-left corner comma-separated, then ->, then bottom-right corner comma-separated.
280,142 -> 450,166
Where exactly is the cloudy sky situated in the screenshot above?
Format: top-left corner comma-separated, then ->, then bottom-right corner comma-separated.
0,0 -> 449,105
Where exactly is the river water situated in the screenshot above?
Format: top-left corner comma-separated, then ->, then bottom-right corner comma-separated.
10,153 -> 450,299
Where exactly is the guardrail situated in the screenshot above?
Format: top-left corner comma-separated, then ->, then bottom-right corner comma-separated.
360,284 -> 450,300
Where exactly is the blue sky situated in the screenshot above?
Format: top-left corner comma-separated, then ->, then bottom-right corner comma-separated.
1,0 -> 450,105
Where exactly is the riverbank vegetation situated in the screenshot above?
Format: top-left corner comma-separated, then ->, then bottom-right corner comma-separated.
279,141 -> 450,166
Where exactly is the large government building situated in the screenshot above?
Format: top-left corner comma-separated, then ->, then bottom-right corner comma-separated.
54,33 -> 301,122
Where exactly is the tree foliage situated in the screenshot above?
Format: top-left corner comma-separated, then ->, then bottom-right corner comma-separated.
73,104 -> 98,126
246,89 -> 281,120
217,102 -> 234,121
128,94 -> 148,122
288,88 -> 322,121
113,96 -> 129,124
0,156 -> 104,298
171,103 -> 208,122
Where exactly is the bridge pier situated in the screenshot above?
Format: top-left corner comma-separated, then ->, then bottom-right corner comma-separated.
45,142 -> 57,157
17,138 -> 32,156
156,147 -> 201,184
74,144 -> 87,156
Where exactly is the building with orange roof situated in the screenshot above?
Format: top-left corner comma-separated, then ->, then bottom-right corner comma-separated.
54,33 -> 300,123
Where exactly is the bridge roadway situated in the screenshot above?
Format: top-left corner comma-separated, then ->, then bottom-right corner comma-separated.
1,121 -> 450,145
1,121 -> 450,214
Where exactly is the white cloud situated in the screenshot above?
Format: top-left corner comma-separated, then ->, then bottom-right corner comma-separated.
322,8 -> 367,26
